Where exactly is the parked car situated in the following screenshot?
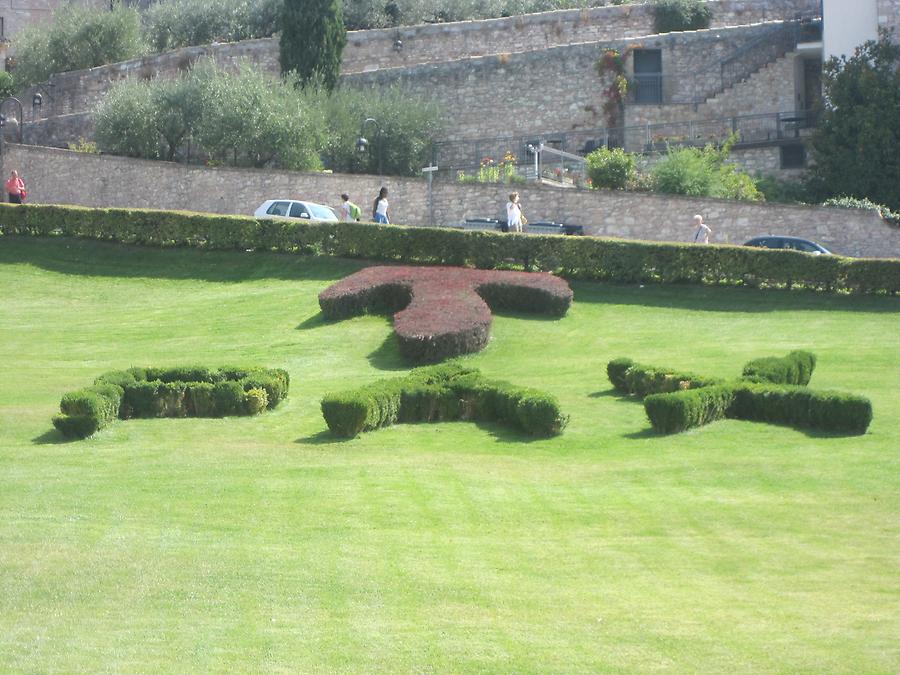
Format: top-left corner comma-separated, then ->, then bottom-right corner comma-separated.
457,217 -> 584,236
526,221 -> 585,236
744,235 -> 831,255
254,199 -> 338,222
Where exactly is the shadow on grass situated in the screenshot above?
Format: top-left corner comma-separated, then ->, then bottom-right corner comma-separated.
623,428 -> 659,440
296,312 -> 327,330
0,236 -> 367,283
570,280 -> 899,314
589,388 -> 631,400
367,333 -> 409,371
295,429 -> 342,445
32,429 -> 71,445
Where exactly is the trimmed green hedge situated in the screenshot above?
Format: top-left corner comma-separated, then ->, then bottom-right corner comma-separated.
644,385 -> 735,434
606,357 -> 722,396
645,383 -> 872,435
1,203 -> 897,295
53,366 -> 289,439
321,362 -> 568,438
741,350 -> 816,385
609,352 -> 873,435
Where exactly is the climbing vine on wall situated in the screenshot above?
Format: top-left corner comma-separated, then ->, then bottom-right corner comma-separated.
595,47 -> 632,128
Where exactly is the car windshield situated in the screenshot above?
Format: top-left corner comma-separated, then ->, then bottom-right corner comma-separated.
308,204 -> 336,220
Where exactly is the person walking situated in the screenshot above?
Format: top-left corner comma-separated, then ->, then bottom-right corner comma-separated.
5,170 -> 26,204
372,187 -> 389,224
506,192 -> 524,233
692,214 -> 711,244
340,193 -> 362,222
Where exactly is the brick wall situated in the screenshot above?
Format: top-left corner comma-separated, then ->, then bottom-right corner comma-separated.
4,144 -> 897,259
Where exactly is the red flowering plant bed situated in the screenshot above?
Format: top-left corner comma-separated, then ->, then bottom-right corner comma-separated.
318,266 -> 574,363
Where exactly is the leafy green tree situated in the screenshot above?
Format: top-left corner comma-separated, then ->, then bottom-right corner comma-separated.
280,0 -> 347,91
316,84 -> 443,176
145,0 -> 282,52
94,79 -> 159,159
811,29 -> 900,211
193,64 -> 326,170
13,2 -> 145,88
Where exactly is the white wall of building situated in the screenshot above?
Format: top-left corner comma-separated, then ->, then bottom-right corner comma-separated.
823,0 -> 879,60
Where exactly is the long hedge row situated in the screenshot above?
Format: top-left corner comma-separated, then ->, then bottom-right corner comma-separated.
644,384 -> 872,435
320,362 -> 568,438
1,204 -> 897,294
53,366 -> 289,439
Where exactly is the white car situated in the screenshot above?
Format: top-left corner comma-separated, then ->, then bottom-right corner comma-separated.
254,199 -> 339,222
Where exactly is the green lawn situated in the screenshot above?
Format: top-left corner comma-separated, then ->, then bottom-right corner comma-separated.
1,236 -> 898,672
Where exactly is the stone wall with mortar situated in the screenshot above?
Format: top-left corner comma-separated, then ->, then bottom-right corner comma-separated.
5,144 -> 897,259
341,0 -> 819,73
624,50 -> 801,129
20,0 -> 819,120
342,23 -> 785,142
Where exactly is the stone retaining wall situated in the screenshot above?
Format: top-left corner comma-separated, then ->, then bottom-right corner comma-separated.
22,0 -> 819,122
4,144 -> 897,259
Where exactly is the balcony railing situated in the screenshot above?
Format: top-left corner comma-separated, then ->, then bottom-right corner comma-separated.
431,110 -> 820,174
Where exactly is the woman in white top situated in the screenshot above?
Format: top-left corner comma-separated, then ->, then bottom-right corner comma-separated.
373,187 -> 390,224
506,192 -> 523,233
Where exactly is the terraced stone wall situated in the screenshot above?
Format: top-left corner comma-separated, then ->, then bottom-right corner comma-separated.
5,143 -> 898,259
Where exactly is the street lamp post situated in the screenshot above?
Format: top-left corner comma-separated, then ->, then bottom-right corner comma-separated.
356,117 -> 383,177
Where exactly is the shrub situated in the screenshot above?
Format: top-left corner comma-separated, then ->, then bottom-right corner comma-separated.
606,358 -> 634,391
652,0 -> 712,34
607,358 -> 721,396
2,204 -> 897,295
53,366 -> 288,438
651,138 -> 763,202
741,351 -> 816,386
730,383 -> 872,435
53,383 -> 124,439
319,266 -> 574,363
644,385 -> 735,434
823,196 -> 900,228
0,72 -> 15,101
586,147 -> 637,190
321,363 -> 567,438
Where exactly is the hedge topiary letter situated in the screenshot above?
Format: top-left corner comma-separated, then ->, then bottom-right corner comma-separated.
318,266 -> 573,363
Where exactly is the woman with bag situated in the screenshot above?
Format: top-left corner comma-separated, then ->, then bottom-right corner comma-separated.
5,170 -> 25,204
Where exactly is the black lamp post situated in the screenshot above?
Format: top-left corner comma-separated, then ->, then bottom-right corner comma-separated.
32,93 -> 42,121
356,117 -> 383,176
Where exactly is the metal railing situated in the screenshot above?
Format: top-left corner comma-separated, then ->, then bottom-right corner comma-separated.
432,109 -> 819,177
688,17 -> 822,104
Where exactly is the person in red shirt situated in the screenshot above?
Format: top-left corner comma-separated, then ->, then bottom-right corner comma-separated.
5,170 -> 25,204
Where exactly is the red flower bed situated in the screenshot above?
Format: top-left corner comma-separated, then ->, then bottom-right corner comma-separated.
319,266 -> 573,363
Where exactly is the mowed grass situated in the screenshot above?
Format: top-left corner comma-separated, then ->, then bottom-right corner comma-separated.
0,236 -> 898,672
